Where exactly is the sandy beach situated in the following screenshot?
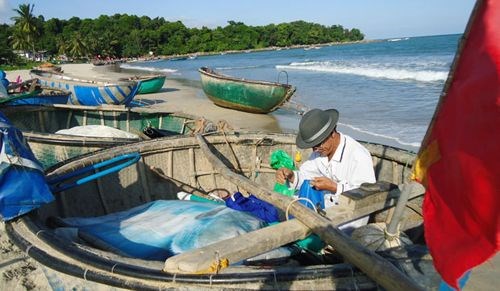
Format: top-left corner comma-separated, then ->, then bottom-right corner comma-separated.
6,63 -> 285,133
1,63 -> 497,290
4,63 -> 422,152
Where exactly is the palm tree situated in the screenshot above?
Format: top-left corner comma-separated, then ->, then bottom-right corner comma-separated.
11,4 -> 39,60
68,32 -> 89,59
55,36 -> 67,56
10,27 -> 30,51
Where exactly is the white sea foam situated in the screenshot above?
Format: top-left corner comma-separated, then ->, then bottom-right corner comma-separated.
215,65 -> 261,70
276,62 -> 448,82
120,64 -> 177,73
387,37 -> 410,42
338,122 -> 422,150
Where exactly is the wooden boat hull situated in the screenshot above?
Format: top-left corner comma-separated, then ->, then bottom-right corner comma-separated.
0,104 -> 200,169
1,87 -> 71,106
138,75 -> 166,94
130,75 -> 166,94
33,62 -> 63,73
199,67 -> 296,113
30,69 -> 139,106
5,133 -> 436,290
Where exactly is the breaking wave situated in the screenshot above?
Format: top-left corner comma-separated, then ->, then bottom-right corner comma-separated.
120,64 -> 177,73
276,61 -> 448,82
215,65 -> 261,70
338,122 -> 422,151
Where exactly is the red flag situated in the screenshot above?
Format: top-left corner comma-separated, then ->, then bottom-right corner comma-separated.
412,0 -> 500,288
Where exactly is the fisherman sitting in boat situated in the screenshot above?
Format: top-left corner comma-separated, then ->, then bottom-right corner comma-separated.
276,108 -> 376,230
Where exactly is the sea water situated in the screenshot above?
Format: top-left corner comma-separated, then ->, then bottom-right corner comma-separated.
122,34 -> 462,152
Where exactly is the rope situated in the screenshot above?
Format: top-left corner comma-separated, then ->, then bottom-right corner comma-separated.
384,225 -> 400,240
198,251 -> 229,275
350,265 -> 360,291
285,197 -> 318,220
272,270 -> 280,291
214,251 -> 220,273
25,245 -> 33,255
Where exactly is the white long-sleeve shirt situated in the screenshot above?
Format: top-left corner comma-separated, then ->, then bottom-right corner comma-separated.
290,132 -> 376,208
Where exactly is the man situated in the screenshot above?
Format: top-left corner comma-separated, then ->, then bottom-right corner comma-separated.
276,108 -> 376,228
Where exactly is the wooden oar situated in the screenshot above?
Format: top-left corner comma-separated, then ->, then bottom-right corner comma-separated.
195,134 -> 424,291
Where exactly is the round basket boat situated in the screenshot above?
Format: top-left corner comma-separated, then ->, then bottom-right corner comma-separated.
6,133 -> 436,290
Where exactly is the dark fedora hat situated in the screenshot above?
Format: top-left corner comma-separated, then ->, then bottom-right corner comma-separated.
296,108 -> 339,149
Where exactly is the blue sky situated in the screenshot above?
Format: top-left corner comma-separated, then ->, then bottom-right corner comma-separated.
0,0 -> 475,39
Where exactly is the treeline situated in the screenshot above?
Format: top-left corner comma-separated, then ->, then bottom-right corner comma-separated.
1,4 -> 364,63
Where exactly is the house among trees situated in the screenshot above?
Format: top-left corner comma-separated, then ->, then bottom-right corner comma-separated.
13,50 -> 50,62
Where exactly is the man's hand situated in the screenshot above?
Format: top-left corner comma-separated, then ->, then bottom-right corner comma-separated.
276,168 -> 294,184
310,176 -> 337,192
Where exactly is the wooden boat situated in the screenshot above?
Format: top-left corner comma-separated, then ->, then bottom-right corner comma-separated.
30,69 -> 140,106
5,133 -> 436,290
0,104 -> 209,169
33,62 -> 63,73
1,86 -> 71,106
199,67 -> 296,114
119,74 -> 166,94
6,78 -> 40,94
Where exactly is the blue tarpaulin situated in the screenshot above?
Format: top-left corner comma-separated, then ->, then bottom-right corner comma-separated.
0,112 -> 54,221
59,200 -> 292,261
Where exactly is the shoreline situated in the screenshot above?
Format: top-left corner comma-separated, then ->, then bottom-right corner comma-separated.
5,63 -> 420,152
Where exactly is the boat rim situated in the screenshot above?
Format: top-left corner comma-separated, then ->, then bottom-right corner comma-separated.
199,66 -> 294,89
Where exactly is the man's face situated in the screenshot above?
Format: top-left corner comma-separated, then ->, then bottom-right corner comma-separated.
312,133 -> 333,157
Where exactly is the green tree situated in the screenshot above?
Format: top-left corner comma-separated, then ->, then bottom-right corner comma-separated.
55,35 -> 67,56
10,3 -> 40,59
0,24 -> 16,64
2,11 -> 365,62
67,32 -> 89,59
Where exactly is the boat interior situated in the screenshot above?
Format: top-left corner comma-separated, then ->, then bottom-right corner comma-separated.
6,133 -> 437,289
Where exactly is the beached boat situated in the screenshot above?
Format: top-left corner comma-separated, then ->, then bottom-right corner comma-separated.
119,74 -> 166,94
0,104 -> 211,169
30,69 -> 140,106
1,86 -> 71,106
199,67 -> 296,114
33,62 -> 63,73
5,133 -> 435,290
5,77 -> 40,93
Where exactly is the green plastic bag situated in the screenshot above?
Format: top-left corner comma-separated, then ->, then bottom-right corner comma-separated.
294,233 -> 325,253
270,150 -> 296,197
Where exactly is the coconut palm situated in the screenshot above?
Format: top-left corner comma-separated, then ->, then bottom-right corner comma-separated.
55,36 -> 67,56
10,27 -> 30,51
68,32 -> 90,59
10,4 -> 39,60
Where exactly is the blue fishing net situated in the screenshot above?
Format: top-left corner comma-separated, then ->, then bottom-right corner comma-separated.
58,200 -> 292,261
